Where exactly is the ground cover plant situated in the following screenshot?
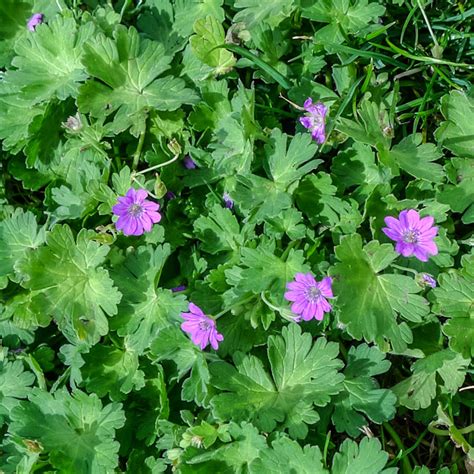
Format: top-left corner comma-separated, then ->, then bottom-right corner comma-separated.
0,0 -> 473,472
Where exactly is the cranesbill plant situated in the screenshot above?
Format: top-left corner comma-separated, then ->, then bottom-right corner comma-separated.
0,1 -> 472,472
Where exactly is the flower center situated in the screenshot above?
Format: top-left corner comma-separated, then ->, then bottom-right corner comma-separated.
305,286 -> 321,302
128,203 -> 143,217
403,229 -> 419,244
199,320 -> 211,331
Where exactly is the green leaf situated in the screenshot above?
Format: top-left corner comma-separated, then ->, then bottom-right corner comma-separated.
264,130 -> 320,191
330,235 -> 430,352
0,82 -> 45,153
0,350 -> 35,421
173,0 -> 225,38
111,245 -> 187,354
186,422 -> 266,472
332,344 -> 396,436
2,15 -> 93,104
331,142 -> 385,194
433,261 -> 474,358
392,349 -> 469,410
8,388 -> 125,473
234,0 -> 295,29
435,90 -> 474,158
210,325 -> 344,438
0,1 -> 30,41
17,226 -> 121,346
384,134 -> 444,183
250,436 -> 326,473
331,437 -> 394,474
78,26 -> 198,135
234,174 -> 292,223
302,0 -> 385,44
335,99 -> 391,149
193,205 -> 245,254
436,158 -> 474,224
296,173 -> 363,234
81,344 -> 145,401
0,209 -> 45,280
190,16 -> 236,75
224,244 -> 309,302
150,326 -> 210,406
264,208 -> 307,241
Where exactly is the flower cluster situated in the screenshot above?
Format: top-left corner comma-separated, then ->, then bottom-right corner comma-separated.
284,273 -> 333,322
181,303 -> 223,350
112,166 -> 438,352
383,209 -> 438,262
27,13 -> 43,31
112,188 -> 161,236
299,98 -> 328,144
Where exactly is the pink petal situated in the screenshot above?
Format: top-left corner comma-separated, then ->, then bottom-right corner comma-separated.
382,227 -> 402,241
188,303 -> 204,317
318,277 -> 333,298
303,273 -> 317,286
413,247 -> 429,262
314,102 -> 328,117
130,219 -> 144,236
301,302 -> 315,320
284,290 -> 304,302
126,188 -> 136,199
419,227 -> 438,239
314,305 -> 324,321
311,125 -> 325,143
112,202 -> 129,214
299,116 -> 314,129
384,216 -> 403,233
115,215 -> 129,231
398,210 -> 410,228
286,281 -> 306,291
142,201 -> 159,211
141,213 -> 153,232
295,273 -> 309,284
147,211 -> 162,223
396,241 -> 414,257
291,300 -> 306,315
417,241 -> 438,256
319,298 -> 332,313
418,215 -> 434,232
303,98 -> 313,110
405,209 -> 420,228
135,189 -> 148,202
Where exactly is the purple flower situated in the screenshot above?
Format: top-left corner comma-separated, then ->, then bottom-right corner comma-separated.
223,192 -> 234,209
299,98 -> 328,144
421,273 -> 437,288
112,188 -> 161,236
27,13 -> 43,31
181,303 -> 223,350
382,209 -> 438,262
183,155 -> 197,169
284,273 -> 333,321
171,285 -> 186,293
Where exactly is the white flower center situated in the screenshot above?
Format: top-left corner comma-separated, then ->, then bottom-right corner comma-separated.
128,203 -> 143,217
403,229 -> 419,244
199,320 -> 211,331
305,286 -> 321,302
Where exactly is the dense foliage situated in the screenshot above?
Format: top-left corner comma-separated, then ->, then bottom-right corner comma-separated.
0,0 -> 473,472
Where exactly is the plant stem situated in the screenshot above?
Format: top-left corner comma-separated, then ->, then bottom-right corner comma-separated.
383,423 -> 412,474
417,0 -> 439,48
132,131 -> 146,171
214,294 -> 256,319
136,153 -> 180,175
390,263 -> 418,275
